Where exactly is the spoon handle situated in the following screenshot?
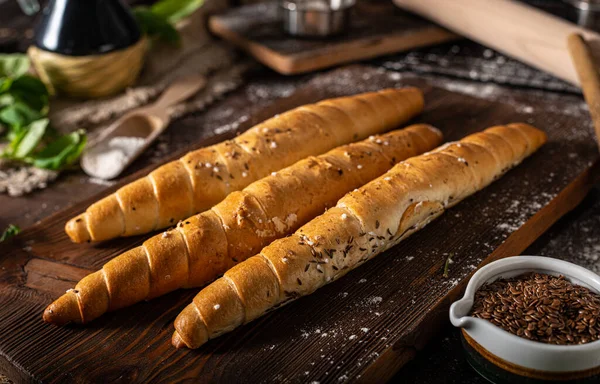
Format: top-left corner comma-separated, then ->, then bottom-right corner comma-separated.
153,75 -> 207,109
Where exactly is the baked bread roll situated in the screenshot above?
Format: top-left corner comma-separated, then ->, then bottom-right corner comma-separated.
44,124 -> 442,325
171,123 -> 547,349
65,88 -> 424,243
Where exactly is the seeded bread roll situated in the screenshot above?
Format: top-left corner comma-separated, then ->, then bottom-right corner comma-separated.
171,123 -> 547,349
44,124 -> 442,325
65,88 -> 424,243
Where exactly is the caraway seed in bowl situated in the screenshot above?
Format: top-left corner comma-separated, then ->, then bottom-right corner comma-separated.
469,272 -> 600,345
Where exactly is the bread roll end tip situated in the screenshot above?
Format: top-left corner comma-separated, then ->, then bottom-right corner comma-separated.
65,214 -> 91,243
42,305 -> 69,326
172,331 -> 188,349
43,293 -> 80,326
173,304 -> 209,349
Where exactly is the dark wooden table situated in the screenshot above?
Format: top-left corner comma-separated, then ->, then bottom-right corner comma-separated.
1,1 -> 599,383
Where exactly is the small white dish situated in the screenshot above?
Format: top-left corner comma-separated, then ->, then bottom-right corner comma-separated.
450,255 -> 600,380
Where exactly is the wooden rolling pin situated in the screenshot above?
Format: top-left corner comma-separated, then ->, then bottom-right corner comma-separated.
394,0 -> 600,86
568,33 -> 600,151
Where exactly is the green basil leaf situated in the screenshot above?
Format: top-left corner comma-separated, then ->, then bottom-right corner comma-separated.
0,224 -> 20,242
3,127 -> 27,156
133,7 -> 181,44
0,54 -> 30,78
0,93 -> 14,108
0,102 -> 42,127
44,123 -> 61,141
0,77 -> 12,93
64,131 -> 87,166
151,0 -> 204,23
32,129 -> 86,170
4,123 -> 25,142
13,118 -> 48,158
10,75 -> 49,112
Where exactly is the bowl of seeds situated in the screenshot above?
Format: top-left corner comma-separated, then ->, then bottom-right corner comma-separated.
450,256 -> 600,383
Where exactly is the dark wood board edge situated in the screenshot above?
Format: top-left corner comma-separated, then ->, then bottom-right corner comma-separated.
357,159 -> 600,383
0,357 -> 33,384
286,27 -> 459,63
208,16 -> 459,75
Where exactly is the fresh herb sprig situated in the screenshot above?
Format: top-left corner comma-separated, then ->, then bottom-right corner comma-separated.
0,54 -> 87,170
1,224 -> 20,242
442,253 -> 454,278
133,0 -> 204,44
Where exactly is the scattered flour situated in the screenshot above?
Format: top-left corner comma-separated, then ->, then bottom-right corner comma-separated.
494,193 -> 556,235
539,197 -> 600,274
366,296 -> 383,306
0,161 -> 58,196
214,115 -> 249,135
582,245 -> 600,273
246,82 -> 296,102
497,222 -> 520,232
382,43 -> 576,93
387,72 -> 403,81
517,105 -> 534,114
88,177 -> 116,186
432,76 -> 591,136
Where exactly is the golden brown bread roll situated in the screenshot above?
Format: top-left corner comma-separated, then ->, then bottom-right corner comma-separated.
44,124 -> 442,325
171,123 -> 547,349
65,88 -> 424,243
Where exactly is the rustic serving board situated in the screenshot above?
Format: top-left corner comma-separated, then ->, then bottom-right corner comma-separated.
208,1 -> 458,74
0,65 -> 598,383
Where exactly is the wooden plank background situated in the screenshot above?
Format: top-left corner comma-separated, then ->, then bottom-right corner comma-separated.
0,65 -> 598,383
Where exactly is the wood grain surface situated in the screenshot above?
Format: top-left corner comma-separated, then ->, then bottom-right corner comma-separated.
0,65 -> 598,383
208,1 -> 458,74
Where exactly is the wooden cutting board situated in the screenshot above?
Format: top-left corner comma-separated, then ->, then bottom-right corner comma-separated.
208,1 -> 458,74
0,65 -> 598,383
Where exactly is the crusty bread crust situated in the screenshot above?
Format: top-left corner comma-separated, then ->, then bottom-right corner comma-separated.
45,124 -> 442,325
65,88 -> 424,243
172,123 -> 547,349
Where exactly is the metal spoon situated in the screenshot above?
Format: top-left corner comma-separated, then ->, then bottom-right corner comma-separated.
81,75 -> 206,180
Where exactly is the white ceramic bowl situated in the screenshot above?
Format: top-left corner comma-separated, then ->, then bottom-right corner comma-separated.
450,256 -> 600,378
